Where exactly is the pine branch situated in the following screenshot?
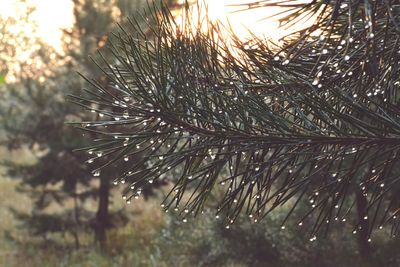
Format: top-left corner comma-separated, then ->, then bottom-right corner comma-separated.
70,0 -> 400,239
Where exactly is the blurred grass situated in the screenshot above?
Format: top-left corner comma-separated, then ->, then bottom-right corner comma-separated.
0,173 -> 167,267
0,146 -> 167,267
0,177 -> 30,267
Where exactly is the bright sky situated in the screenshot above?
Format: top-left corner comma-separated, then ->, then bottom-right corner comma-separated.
0,0 -> 74,49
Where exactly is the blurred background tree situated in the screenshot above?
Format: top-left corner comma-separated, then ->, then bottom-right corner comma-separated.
0,0 -> 161,250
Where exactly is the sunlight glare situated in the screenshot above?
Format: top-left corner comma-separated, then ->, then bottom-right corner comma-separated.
177,0 -> 316,43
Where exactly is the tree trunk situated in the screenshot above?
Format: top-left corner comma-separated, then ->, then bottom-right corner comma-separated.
73,186 -> 80,249
95,175 -> 110,249
355,188 -> 372,261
